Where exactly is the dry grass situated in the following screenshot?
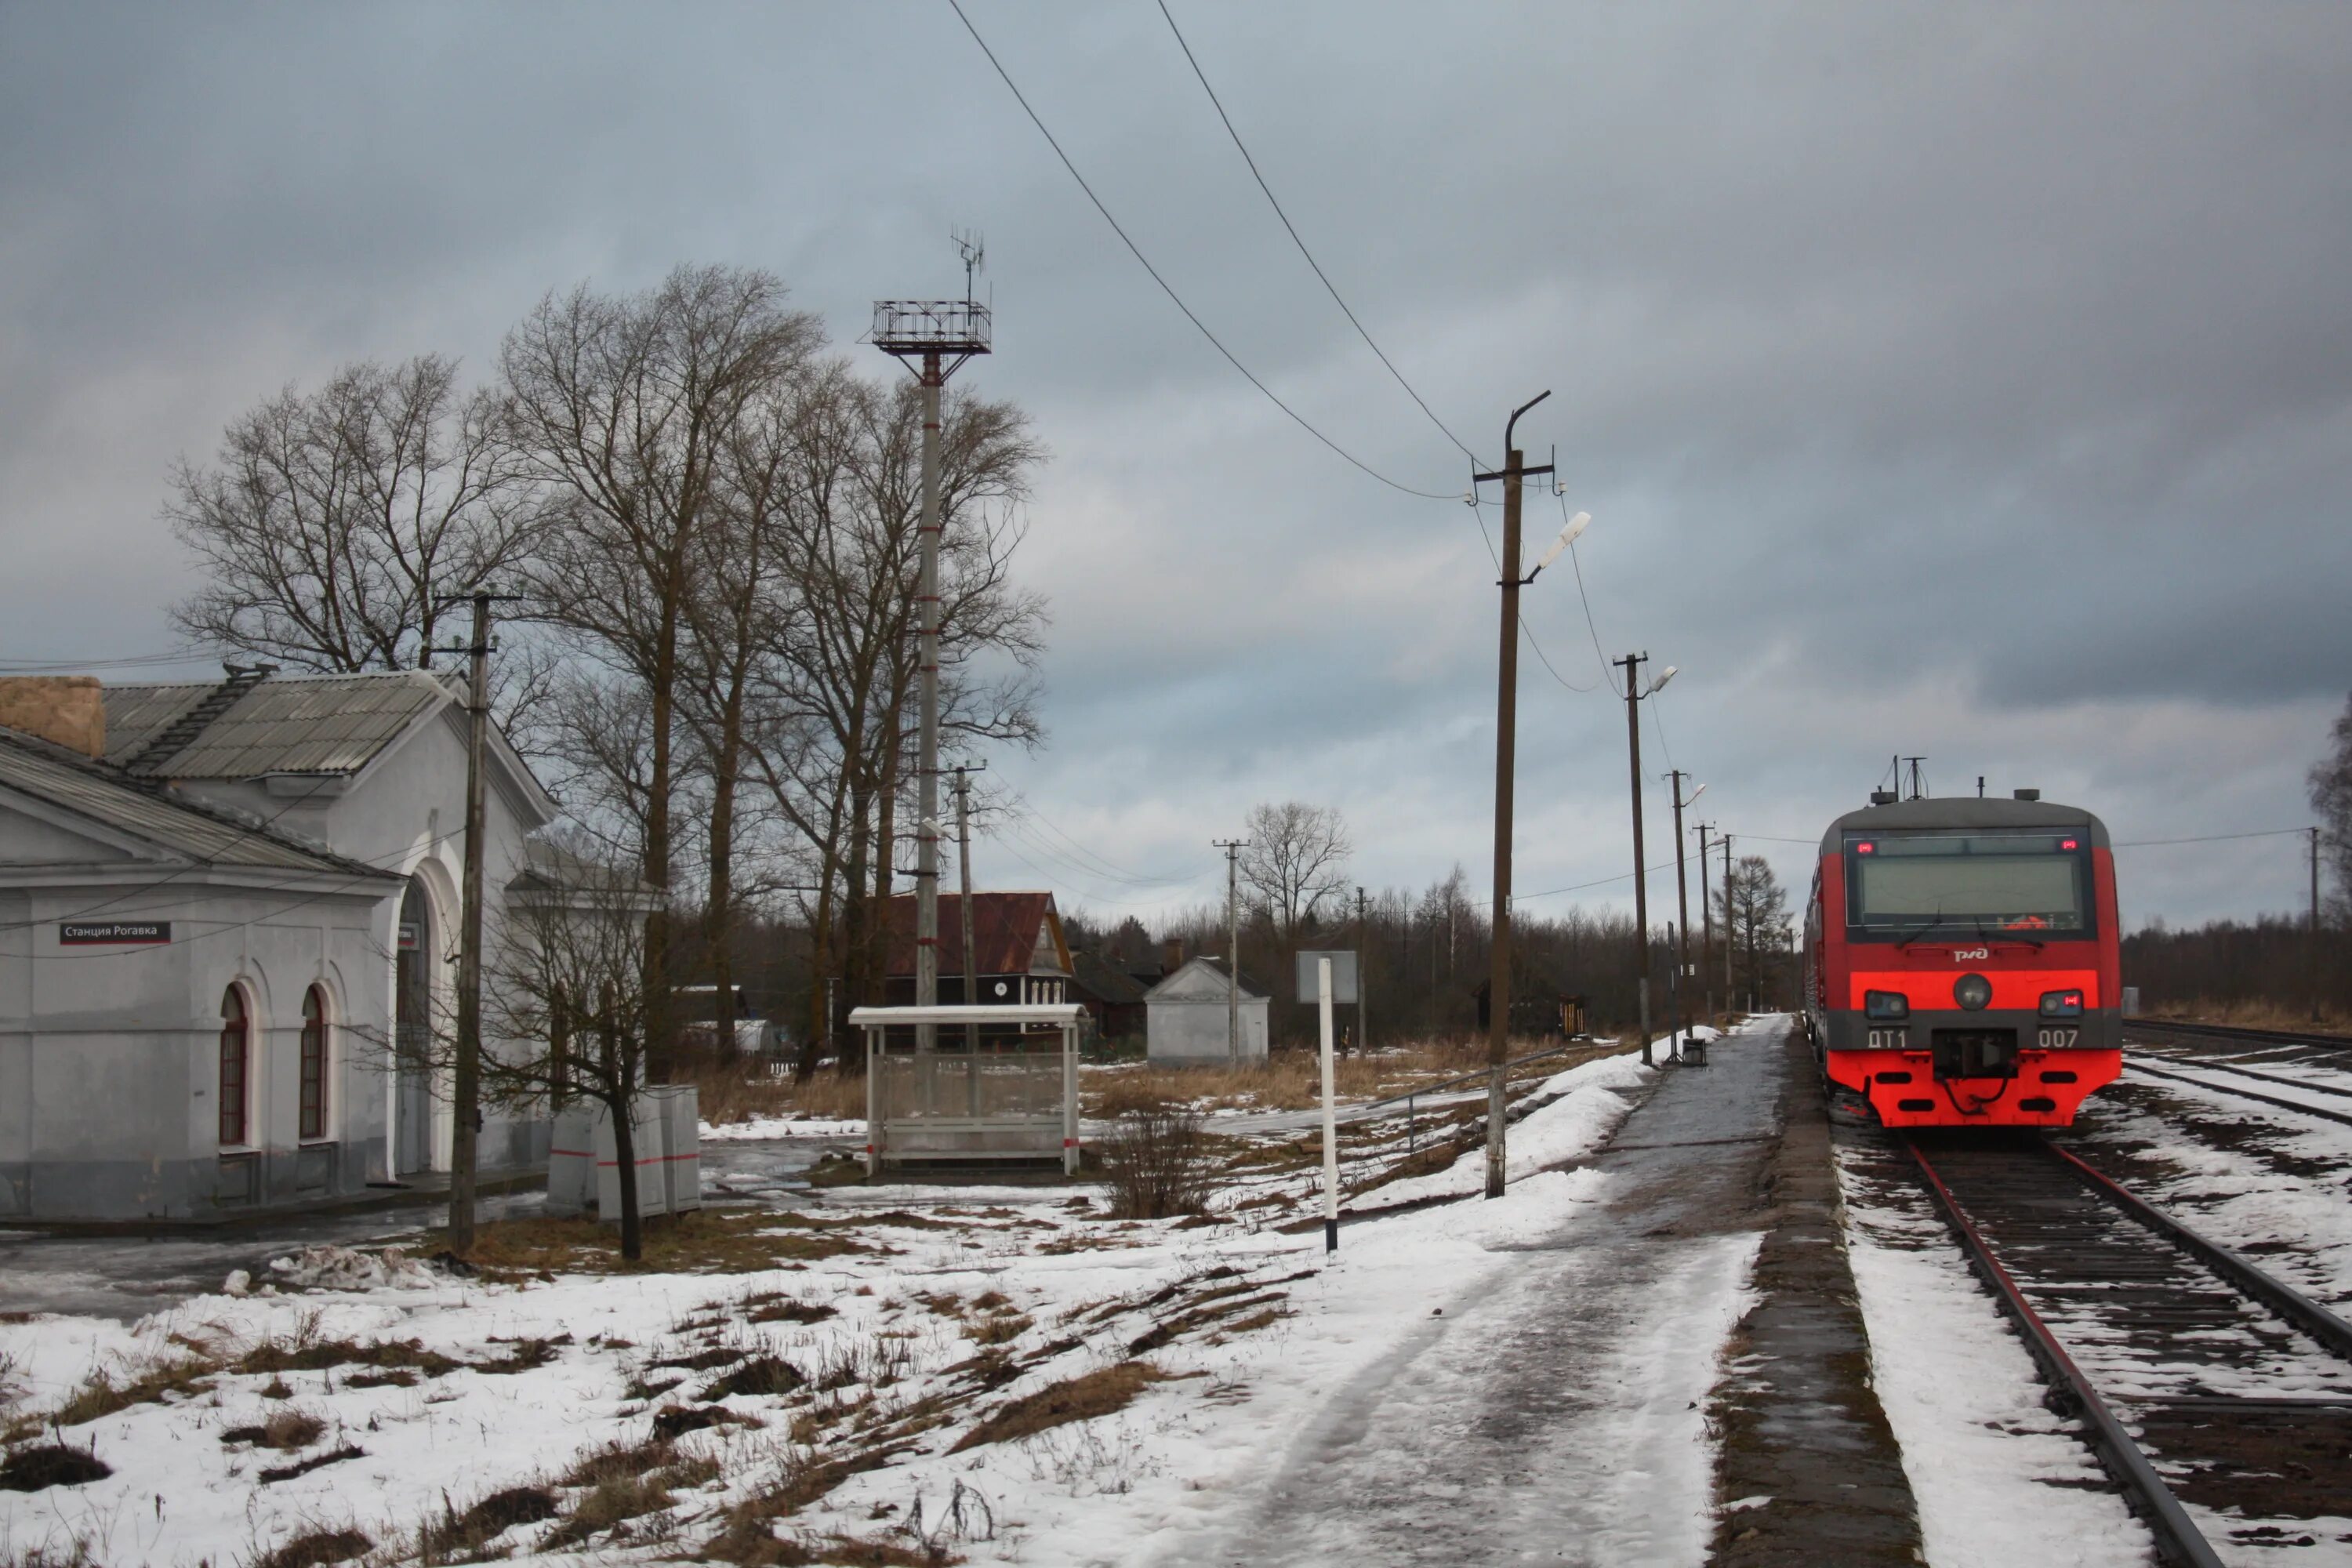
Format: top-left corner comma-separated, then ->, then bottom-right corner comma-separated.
1083,1037 -> 1614,1117
2146,998 -> 2352,1032
220,1407 -> 327,1451
252,1528 -> 372,1568
949,1360 -> 1170,1452
688,1062 -> 868,1127
406,1210 -> 880,1276
49,1352 -> 217,1428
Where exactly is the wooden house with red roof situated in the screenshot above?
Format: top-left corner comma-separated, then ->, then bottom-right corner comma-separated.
882,891 -> 1074,1010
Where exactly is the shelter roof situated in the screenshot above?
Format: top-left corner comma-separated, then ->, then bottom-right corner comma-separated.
0,728 -> 392,879
884,891 -> 1069,978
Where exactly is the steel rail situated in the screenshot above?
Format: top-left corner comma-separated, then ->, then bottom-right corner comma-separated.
2125,1057 -> 2352,1130
2125,1048 -> 2352,1100
2045,1142 -> 2352,1361
1904,1138 -> 2225,1568
2125,1017 -> 2352,1053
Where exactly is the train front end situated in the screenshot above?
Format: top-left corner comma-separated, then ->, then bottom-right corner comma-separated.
1804,797 -> 2122,1128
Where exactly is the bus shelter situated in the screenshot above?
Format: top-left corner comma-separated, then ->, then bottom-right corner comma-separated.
846,1004 -> 1085,1175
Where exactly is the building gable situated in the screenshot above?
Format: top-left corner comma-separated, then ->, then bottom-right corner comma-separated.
1146,956 -> 1266,1004
0,790 -> 156,866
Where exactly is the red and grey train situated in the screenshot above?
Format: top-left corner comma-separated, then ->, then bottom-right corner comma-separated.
1802,794 -> 2122,1127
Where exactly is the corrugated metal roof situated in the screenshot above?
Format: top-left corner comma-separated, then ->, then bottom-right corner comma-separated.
0,731 -> 392,878
106,670 -> 456,779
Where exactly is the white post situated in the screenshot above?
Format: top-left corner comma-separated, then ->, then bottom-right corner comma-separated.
1062,1018 -> 1080,1177
865,1027 -> 880,1178
1319,956 -> 1339,1253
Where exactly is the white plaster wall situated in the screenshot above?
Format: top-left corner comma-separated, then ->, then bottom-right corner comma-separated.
1147,997 -> 1269,1064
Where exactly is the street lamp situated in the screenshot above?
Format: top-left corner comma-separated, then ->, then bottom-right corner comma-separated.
1531,510 -> 1591,575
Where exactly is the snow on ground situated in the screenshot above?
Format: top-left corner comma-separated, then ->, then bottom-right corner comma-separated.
2094,1066 -> 2352,1307
0,1038 -> 1755,1566
1836,1147 -> 2158,1568
1349,1047 -> 1660,1210
700,1113 -> 866,1142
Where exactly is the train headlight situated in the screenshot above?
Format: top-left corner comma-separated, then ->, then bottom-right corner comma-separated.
2038,989 -> 2084,1017
1864,990 -> 1910,1020
1954,973 -> 1994,1011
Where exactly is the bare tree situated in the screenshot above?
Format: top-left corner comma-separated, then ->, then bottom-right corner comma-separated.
2309,691 -> 2352,924
1715,855 -> 1792,1011
742,370 -> 1047,1072
168,354 -> 535,673
481,840 -> 664,1261
1239,801 -> 1352,940
502,264 -> 823,1080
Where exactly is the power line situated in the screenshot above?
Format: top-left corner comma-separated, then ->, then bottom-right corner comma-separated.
1153,0 -> 1482,466
946,0 -> 1459,503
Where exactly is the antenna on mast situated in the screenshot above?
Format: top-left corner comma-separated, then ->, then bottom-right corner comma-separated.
953,229 -> 985,308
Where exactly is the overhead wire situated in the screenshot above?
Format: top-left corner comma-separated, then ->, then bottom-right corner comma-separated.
1152,0 -> 1482,467
947,0 -> 1460,503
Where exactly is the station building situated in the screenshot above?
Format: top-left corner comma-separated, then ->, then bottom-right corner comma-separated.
0,666 -> 566,1222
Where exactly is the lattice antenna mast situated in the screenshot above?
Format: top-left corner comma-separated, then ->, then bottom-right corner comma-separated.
873,254 -> 993,1055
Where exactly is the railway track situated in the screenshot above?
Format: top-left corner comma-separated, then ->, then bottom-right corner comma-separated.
1907,1134 -> 2352,1566
2121,1019 -> 2352,1129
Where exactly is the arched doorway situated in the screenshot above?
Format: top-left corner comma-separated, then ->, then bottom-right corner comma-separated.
394,878 -> 433,1175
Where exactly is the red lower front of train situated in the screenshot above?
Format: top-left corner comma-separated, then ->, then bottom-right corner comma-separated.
1822,1043 -> 2122,1127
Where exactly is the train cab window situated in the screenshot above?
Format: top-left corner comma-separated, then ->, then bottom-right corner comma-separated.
1844,832 -> 2091,942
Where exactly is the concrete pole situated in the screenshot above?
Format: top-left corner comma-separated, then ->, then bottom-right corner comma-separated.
1485,444 -> 1526,1200
448,592 -> 492,1254
914,352 -> 943,1057
1617,654 -> 1652,1068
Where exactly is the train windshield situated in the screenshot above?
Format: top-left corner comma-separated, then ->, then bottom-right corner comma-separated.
1846,833 -> 2089,936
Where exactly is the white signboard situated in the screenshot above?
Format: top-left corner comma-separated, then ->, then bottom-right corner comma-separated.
1294,949 -> 1359,1004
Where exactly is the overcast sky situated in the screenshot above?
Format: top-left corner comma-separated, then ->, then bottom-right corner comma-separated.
4,2 -> 2347,932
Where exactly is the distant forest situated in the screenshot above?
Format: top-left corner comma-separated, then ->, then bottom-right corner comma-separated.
2123,915 -> 2350,1022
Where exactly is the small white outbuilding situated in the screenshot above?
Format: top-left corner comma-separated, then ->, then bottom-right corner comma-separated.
1145,956 -> 1268,1065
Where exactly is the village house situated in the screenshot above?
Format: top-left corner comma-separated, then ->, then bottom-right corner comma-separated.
1145,954 -> 1269,1065
0,666 -> 567,1222
882,891 -> 1074,1014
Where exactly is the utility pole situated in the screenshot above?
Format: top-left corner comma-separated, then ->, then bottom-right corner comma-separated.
441,590 -> 517,1255
1700,825 -> 1719,1013
951,764 -> 986,1069
1722,832 -> 1736,1011
1614,653 -> 1654,1067
873,258 -> 991,1063
1668,771 -> 1701,1061
2313,826 -> 2325,1025
1215,839 -> 1247,1063
1355,885 -> 1368,1056
1474,391 -> 1555,1200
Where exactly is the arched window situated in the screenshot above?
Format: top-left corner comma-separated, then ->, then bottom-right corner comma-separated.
299,986 -> 328,1141
219,986 -> 251,1147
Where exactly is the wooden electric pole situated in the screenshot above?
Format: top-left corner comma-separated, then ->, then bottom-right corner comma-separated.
1694,821 -> 1717,1026
1668,771 -> 1700,1060
1215,839 -> 1247,1063
1722,831 -> 1736,1009
951,763 -> 985,1062
1355,884 -> 1368,1056
1615,653 -> 1653,1068
2313,826 -> 2325,1025
1475,392 -> 1554,1200
444,590 -> 517,1255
